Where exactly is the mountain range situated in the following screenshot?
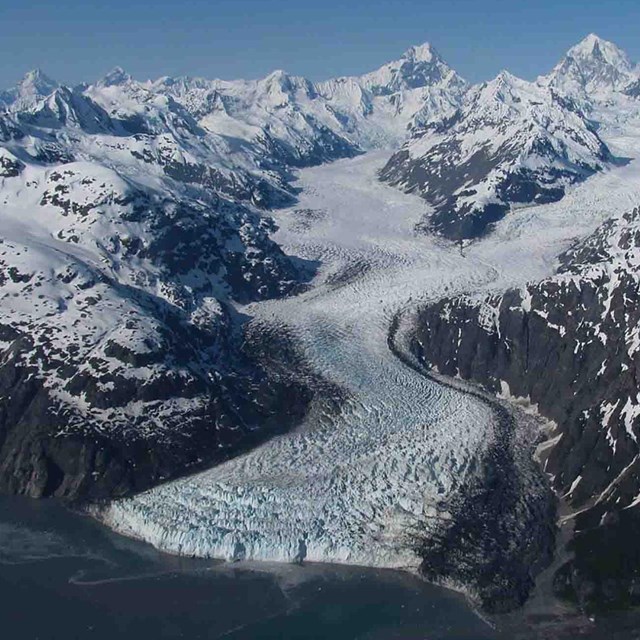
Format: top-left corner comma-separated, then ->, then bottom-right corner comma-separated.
1,33 -> 640,615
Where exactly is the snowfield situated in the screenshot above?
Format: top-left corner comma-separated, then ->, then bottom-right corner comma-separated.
100,138 -> 640,567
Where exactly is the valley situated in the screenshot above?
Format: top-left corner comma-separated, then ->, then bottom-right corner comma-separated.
2,31 -> 640,633
100,142 -> 640,610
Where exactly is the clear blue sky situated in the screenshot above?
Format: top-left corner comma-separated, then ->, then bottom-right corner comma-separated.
2,0 -> 639,88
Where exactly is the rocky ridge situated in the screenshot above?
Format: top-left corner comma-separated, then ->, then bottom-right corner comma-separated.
411,206 -> 640,610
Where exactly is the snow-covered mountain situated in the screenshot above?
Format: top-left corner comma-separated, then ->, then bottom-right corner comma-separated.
395,36 -> 640,611
151,69 -> 361,168
151,42 -> 467,153
0,42 -> 468,498
539,34 -> 640,153
542,33 -> 640,99
0,75 -> 315,498
3,34 -> 640,616
0,156 -> 310,498
0,69 -> 59,112
380,70 -> 613,239
412,204 -> 640,610
315,42 -> 468,146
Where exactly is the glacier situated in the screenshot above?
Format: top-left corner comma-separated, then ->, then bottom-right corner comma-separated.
99,136 -> 640,568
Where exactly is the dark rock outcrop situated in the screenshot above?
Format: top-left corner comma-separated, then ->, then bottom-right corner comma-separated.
389,319 -> 556,613
0,312 -> 325,501
410,207 -> 640,611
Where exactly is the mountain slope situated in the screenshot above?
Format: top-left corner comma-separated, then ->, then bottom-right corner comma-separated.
0,78 -> 317,499
411,205 -> 640,610
380,71 -> 613,239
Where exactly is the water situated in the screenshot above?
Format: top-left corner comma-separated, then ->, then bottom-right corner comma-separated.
0,496 -> 497,640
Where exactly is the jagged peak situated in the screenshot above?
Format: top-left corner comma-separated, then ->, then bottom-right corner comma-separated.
0,68 -> 59,109
401,42 -> 438,63
98,66 -> 133,87
493,69 -> 521,84
572,33 -> 607,51
16,69 -> 58,96
357,41 -> 465,96
542,33 -> 638,96
20,68 -> 57,87
566,33 -> 633,68
261,69 -> 293,89
482,69 -> 531,95
259,69 -> 315,97
264,69 -> 289,81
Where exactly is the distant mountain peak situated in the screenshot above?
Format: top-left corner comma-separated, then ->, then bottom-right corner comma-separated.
358,41 -> 466,97
402,42 -> 437,63
0,68 -> 59,111
261,68 -> 294,90
20,68 -> 57,90
567,33 -> 633,68
492,69 -> 521,85
571,33 -> 608,53
98,66 -> 133,87
542,34 -> 638,97
476,70 -> 532,106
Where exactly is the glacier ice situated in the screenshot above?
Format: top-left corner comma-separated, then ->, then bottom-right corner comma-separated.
101,142 -> 640,567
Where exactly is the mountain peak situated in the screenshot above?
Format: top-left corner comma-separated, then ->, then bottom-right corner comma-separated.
572,33 -> 606,52
494,69 -> 520,84
543,34 -> 638,96
0,68 -> 59,110
21,68 -> 56,85
476,70 -> 537,108
18,68 -> 58,94
260,69 -> 294,94
264,69 -> 290,82
402,42 -> 437,63
567,33 -> 632,69
358,41 -> 466,96
482,70 -> 529,96
98,66 -> 133,87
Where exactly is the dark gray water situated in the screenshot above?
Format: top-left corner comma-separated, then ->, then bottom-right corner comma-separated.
0,496 -> 498,640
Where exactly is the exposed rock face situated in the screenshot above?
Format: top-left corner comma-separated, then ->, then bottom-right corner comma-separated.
625,79 -> 640,99
388,322 -> 556,613
411,207 -> 640,611
380,71 -> 613,240
0,306 -> 321,501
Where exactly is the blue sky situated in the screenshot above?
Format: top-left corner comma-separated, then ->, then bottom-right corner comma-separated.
2,0 -> 639,88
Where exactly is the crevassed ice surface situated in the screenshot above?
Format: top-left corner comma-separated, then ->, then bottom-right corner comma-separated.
102,138 -> 640,567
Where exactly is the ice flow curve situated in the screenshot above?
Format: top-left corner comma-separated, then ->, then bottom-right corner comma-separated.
99,149 -> 640,568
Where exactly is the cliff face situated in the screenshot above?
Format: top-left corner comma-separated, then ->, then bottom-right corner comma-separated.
0,313 -> 320,501
411,207 -> 640,611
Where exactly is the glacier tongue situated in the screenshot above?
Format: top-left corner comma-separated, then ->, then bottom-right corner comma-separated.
100,145 -> 640,569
